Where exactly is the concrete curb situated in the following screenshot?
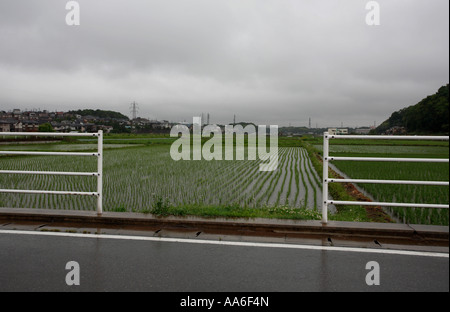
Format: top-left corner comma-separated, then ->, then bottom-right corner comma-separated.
0,208 -> 448,246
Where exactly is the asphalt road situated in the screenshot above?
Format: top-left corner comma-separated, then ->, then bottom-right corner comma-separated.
0,230 -> 448,293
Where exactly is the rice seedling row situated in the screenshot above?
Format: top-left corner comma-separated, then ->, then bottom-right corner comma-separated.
327,144 -> 449,225
0,146 -> 323,214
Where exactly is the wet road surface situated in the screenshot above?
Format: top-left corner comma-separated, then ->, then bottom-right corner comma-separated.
0,230 -> 448,292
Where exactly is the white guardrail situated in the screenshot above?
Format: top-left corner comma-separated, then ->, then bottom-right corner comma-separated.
0,131 -> 103,215
321,133 -> 449,224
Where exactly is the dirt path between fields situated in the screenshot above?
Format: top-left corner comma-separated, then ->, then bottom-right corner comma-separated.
312,151 -> 394,223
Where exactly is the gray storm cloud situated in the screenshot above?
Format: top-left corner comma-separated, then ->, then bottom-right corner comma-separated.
0,0 -> 448,127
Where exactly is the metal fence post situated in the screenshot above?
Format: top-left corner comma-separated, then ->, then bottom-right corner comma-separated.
322,132 -> 329,224
97,130 -> 103,216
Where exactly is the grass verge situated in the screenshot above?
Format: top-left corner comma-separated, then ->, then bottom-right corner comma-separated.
300,140 -> 393,223
112,204 -> 322,220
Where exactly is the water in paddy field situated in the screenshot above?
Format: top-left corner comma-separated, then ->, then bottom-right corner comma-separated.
103,147 -> 325,212
0,146 -> 327,216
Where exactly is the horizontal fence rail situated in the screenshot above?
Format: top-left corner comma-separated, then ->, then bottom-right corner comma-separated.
327,200 -> 449,210
328,134 -> 449,140
0,132 -> 100,137
0,151 -> 100,157
0,170 -> 100,177
322,132 -> 449,224
0,131 -> 103,215
327,178 -> 449,186
0,189 -> 98,196
328,156 -> 448,163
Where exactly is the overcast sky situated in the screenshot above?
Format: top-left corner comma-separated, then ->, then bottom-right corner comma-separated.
0,0 -> 448,127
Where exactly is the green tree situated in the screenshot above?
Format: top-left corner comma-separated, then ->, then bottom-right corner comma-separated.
38,123 -> 54,132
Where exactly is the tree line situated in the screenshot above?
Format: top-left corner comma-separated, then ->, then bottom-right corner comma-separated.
372,84 -> 449,135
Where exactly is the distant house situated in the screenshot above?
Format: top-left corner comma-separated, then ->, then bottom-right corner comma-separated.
328,128 -> 348,135
83,115 -> 97,122
0,109 -> 133,134
38,110 -> 49,118
133,117 -> 150,126
0,112 -> 8,119
0,120 -> 10,132
51,121 -> 64,132
12,121 -> 23,132
22,120 -> 39,132
354,128 -> 371,135
159,120 -> 171,129
385,126 -> 407,135
26,112 -> 38,120
84,123 -> 97,133
0,119 -> 22,132
97,125 -> 113,133
12,109 -> 21,118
